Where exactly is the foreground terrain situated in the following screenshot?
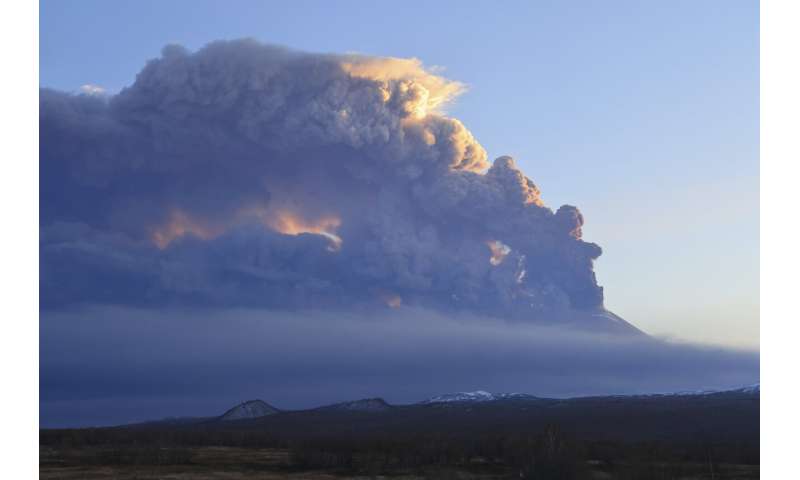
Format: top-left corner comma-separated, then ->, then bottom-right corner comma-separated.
40,445 -> 759,480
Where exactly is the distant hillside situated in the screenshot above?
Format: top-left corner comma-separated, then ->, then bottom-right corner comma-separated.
213,386 -> 757,443
316,398 -> 392,412
94,384 -> 759,442
218,399 -> 279,421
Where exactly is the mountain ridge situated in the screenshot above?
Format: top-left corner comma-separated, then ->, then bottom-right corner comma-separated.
218,399 -> 280,421
128,383 -> 759,428
316,397 -> 392,412
418,384 -> 760,405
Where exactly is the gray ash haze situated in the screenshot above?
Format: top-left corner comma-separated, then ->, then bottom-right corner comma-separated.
40,40 -> 758,427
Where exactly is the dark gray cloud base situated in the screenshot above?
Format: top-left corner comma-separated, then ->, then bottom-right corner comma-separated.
41,39 -> 606,323
40,307 -> 759,428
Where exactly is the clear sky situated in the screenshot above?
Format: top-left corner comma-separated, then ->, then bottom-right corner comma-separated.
40,0 -> 759,349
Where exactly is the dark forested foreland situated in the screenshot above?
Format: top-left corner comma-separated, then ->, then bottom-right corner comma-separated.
40,389 -> 759,479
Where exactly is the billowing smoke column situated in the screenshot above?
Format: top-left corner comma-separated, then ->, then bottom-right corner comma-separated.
40,40 -> 629,332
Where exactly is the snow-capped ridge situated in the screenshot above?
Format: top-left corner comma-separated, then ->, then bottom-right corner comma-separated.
737,383 -> 760,394
421,384 -> 759,405
664,383 -> 759,397
616,383 -> 760,398
421,390 -> 536,404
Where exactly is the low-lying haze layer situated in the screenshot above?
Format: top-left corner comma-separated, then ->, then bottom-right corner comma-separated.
40,307 -> 759,427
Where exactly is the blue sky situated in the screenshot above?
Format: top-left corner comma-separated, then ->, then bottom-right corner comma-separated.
40,0 -> 759,348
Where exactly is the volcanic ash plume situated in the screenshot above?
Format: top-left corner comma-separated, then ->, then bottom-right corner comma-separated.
40,39 -> 634,332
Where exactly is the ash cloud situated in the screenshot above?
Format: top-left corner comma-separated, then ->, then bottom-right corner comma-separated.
40,307 -> 759,428
41,39 -> 608,326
